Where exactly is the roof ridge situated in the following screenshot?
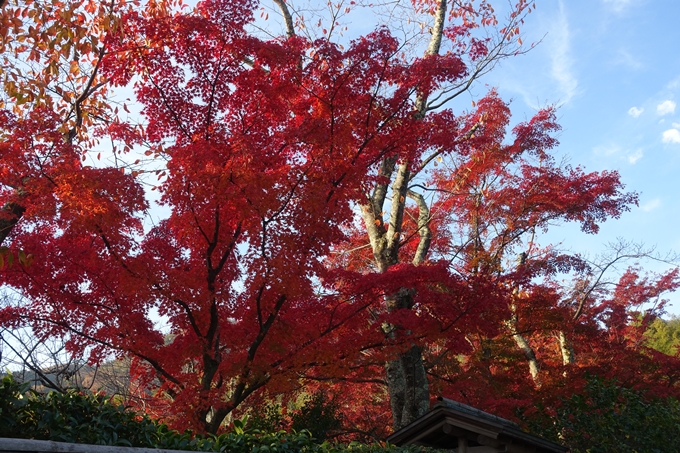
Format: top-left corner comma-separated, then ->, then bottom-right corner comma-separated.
434,396 -> 519,428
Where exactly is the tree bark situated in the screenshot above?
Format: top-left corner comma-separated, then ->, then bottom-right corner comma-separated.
386,344 -> 429,429
510,326 -> 541,386
557,330 -> 574,365
506,305 -> 541,386
0,202 -> 25,246
508,254 -> 541,387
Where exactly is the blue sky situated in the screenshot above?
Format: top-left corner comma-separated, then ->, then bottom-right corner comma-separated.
476,0 -> 680,314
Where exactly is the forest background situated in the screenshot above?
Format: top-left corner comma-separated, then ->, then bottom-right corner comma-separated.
1,0 -> 680,446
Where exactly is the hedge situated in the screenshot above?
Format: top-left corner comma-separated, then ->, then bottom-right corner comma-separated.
0,374 -> 439,453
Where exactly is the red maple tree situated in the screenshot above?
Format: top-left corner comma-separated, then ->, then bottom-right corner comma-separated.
1,0 -> 678,436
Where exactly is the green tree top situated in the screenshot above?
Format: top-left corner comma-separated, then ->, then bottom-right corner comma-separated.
645,316 -> 680,356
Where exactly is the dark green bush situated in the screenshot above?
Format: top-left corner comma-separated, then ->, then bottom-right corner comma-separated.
521,377 -> 680,453
290,391 -> 342,441
246,399 -> 287,434
247,391 -> 342,441
0,373 -> 158,446
0,374 -> 441,453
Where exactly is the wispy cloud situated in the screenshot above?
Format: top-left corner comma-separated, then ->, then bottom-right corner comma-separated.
615,49 -> 642,69
662,128 -> 680,144
628,107 -> 644,117
549,1 -> 578,104
641,198 -> 661,212
593,144 -> 644,163
593,144 -> 620,157
667,76 -> 680,90
627,148 -> 643,164
657,100 -> 676,115
602,0 -> 634,13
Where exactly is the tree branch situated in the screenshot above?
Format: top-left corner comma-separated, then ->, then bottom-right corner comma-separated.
272,0 -> 295,39
0,202 -> 26,246
408,190 -> 431,265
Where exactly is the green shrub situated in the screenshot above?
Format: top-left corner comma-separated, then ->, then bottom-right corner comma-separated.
521,377 -> 680,453
290,391 -> 342,441
247,391 -> 342,441
0,374 -> 441,453
0,373 -> 158,446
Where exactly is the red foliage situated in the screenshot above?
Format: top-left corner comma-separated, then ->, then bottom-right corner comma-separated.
1,0 -> 678,438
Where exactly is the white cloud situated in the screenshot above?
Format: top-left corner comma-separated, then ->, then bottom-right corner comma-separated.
593,144 -> 620,156
603,0 -> 634,13
615,49 -> 642,69
549,1 -> 578,104
627,149 -> 643,164
593,144 -> 645,164
667,76 -> 680,90
657,100 -> 676,115
662,128 -> 680,144
628,107 -> 644,117
641,198 -> 661,212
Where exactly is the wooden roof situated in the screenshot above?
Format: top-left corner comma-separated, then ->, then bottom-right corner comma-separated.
386,397 -> 568,453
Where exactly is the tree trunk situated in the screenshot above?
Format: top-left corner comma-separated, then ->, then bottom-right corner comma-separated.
0,202 -> 25,246
557,330 -> 574,368
511,328 -> 541,387
507,303 -> 541,387
386,344 -> 429,430
360,158 -> 432,431
383,287 -> 430,430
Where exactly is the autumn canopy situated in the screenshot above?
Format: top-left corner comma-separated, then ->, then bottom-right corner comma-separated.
1,0 -> 678,438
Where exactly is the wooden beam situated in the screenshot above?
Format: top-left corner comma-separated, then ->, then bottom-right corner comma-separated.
477,435 -> 537,453
0,438 -> 191,453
